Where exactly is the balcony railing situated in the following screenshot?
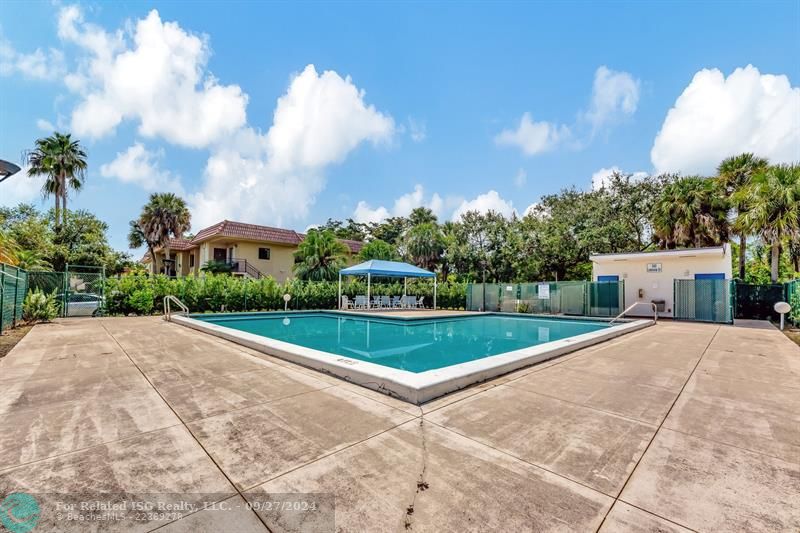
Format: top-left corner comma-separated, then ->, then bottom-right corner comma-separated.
228,258 -> 265,279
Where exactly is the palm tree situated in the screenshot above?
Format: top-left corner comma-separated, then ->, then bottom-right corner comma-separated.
27,133 -> 88,229
127,219 -> 157,270
734,164 -> 800,282
403,222 -> 444,271
651,177 -> 730,249
717,153 -> 769,279
0,230 -> 19,265
138,193 -> 191,276
292,229 -> 349,281
14,250 -> 52,271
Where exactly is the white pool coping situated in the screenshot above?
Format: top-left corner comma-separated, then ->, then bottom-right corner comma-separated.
171,312 -> 653,404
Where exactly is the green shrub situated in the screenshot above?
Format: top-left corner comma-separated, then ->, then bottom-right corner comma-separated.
23,289 -> 60,322
128,288 -> 155,315
103,273 -> 467,315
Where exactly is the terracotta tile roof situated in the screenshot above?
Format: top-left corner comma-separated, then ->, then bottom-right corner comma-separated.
152,238 -> 197,253
192,220 -> 303,246
191,220 -> 364,252
340,239 -> 364,254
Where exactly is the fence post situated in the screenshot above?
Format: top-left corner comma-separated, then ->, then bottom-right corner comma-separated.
0,267 -> 4,333
12,268 -> 19,328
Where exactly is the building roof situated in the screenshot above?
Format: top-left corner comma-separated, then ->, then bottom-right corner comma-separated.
339,239 -> 364,254
340,259 -> 435,278
192,220 -> 304,246
590,245 -> 728,262
147,220 -> 364,255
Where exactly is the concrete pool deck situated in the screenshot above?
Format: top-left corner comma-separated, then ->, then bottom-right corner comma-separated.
0,315 -> 797,531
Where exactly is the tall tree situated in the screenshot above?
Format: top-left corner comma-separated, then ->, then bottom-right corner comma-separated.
0,230 -> 19,265
408,207 -> 438,226
357,239 -> 398,262
138,193 -> 191,276
717,153 -> 769,279
127,219 -> 156,269
27,133 -> 88,229
651,177 -> 730,249
734,164 -> 800,282
403,222 -> 444,272
293,229 -> 349,281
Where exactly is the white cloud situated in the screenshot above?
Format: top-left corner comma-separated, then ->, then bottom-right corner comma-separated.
513,168 -> 527,187
590,166 -> 648,190
496,66 -> 639,156
191,65 -> 395,229
523,202 -> 539,216
651,65 -> 800,175
60,7 -> 248,147
0,38 -> 65,80
495,113 -> 570,155
352,184 -> 444,224
451,190 -> 515,221
100,142 -> 183,193
584,66 -> 640,134
36,118 -> 55,131
353,201 -> 391,224
407,118 -> 427,142
0,166 -> 41,207
265,65 -> 394,172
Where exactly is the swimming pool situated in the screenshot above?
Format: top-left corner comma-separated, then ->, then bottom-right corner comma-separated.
192,313 -> 610,372
172,311 -> 651,404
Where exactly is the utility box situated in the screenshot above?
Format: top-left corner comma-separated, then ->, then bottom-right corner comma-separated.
652,299 -> 666,312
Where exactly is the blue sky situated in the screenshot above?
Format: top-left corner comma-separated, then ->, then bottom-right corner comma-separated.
1,0 -> 799,252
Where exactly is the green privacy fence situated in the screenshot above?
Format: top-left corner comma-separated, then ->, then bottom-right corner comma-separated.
786,280 -> 800,326
466,281 -> 625,318
0,263 -> 29,333
673,279 -> 734,324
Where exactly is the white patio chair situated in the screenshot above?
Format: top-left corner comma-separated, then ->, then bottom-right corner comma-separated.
391,296 -> 402,308
416,296 -> 425,309
354,295 -> 367,309
406,295 -> 417,308
341,295 -> 354,309
381,295 -> 392,308
372,295 -> 382,308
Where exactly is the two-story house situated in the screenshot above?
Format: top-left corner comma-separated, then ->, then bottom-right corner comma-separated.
143,220 -> 363,282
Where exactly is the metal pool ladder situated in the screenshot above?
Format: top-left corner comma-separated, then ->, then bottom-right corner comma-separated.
163,295 -> 189,320
609,302 -> 658,325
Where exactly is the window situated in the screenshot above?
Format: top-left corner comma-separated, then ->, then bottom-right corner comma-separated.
189,254 -> 195,268
259,247 -> 271,260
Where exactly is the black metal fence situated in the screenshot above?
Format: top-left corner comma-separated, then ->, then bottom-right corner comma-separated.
466,281 -> 625,318
734,283 -> 785,321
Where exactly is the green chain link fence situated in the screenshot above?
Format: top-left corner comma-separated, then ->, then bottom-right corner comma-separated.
786,280 -> 800,326
466,281 -> 625,317
673,279 -> 734,324
0,263 -> 29,334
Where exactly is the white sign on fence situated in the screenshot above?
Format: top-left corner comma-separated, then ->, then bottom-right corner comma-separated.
537,283 -> 550,300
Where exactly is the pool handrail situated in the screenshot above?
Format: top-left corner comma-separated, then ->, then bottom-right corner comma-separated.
163,295 -> 189,320
609,302 -> 658,325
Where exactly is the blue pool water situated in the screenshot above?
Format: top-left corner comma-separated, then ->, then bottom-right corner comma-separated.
194,312 -> 612,373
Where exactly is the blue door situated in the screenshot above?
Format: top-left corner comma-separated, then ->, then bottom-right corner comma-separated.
693,273 -> 726,321
694,273 -> 724,280
597,275 -> 619,282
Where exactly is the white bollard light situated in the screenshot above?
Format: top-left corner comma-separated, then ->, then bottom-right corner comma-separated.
283,293 -> 291,312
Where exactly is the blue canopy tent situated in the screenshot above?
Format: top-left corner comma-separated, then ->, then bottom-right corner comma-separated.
338,259 -> 437,310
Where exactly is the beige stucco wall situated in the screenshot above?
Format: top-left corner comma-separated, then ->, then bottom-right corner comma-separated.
591,246 -> 732,318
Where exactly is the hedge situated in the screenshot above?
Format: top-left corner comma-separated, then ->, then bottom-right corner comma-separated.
104,273 -> 467,315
